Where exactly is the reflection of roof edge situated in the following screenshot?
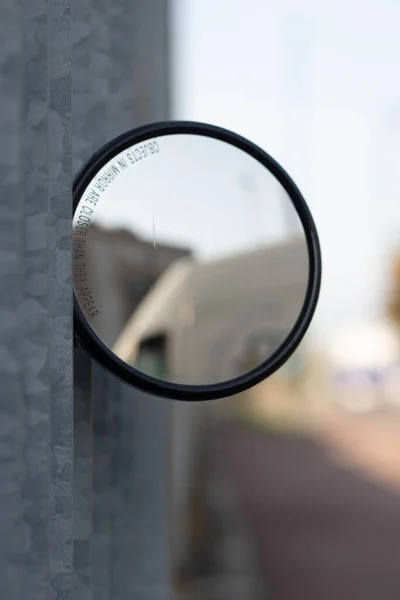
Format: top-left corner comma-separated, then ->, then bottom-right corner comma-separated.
112,256 -> 195,360
88,223 -> 193,255
196,234 -> 307,269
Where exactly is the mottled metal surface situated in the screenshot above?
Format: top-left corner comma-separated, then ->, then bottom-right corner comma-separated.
0,1 -> 73,599
91,364 -> 111,600
49,1 -> 73,598
1,0 -> 171,598
109,388 -> 171,600
73,350 -> 93,600
71,0 -> 94,597
0,2 -> 25,598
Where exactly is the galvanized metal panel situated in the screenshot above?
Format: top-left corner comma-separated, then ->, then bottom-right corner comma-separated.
48,1 -> 73,598
109,387 -> 171,600
0,2 -> 25,597
71,0 -> 94,596
73,351 -> 93,600
1,0 -> 171,598
0,1 -> 73,599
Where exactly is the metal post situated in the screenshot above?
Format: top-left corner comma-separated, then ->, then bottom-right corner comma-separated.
1,1 -> 171,599
0,1 -> 73,599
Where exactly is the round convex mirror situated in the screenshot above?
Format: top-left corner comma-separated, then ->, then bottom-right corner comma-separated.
73,121 -> 321,401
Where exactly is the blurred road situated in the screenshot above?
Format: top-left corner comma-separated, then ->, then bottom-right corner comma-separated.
206,414 -> 400,600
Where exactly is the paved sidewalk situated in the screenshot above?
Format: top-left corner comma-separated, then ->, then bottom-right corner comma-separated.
211,418 -> 400,600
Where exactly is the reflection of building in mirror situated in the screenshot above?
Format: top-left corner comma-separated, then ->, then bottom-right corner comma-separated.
113,236 -> 310,386
75,224 -> 192,348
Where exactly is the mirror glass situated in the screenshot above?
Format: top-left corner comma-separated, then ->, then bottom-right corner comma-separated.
73,133 -> 309,386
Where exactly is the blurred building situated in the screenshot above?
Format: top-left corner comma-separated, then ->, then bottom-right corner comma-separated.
83,224 -> 192,347
388,249 -> 400,331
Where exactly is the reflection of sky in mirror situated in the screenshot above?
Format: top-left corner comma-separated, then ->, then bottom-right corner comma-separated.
82,134 -> 303,261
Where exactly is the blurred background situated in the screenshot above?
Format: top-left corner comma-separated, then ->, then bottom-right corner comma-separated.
164,0 -> 400,599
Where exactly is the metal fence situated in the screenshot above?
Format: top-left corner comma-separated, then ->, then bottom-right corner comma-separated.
0,1 -> 171,598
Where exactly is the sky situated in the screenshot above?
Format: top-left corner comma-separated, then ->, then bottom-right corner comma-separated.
170,0 -> 400,344
75,132 -> 303,259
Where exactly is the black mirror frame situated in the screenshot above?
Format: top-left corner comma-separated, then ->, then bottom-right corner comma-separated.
73,120 -> 322,402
